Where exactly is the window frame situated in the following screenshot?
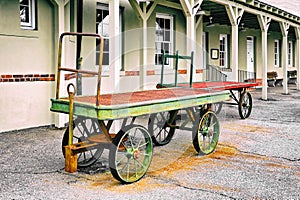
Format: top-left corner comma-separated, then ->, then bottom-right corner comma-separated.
274,40 -> 280,67
288,40 -> 293,67
96,3 -> 122,72
219,34 -> 228,68
155,13 -> 174,67
20,0 -> 36,30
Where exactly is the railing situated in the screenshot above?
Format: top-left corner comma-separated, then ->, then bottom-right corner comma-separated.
204,65 -> 227,81
238,70 -> 256,82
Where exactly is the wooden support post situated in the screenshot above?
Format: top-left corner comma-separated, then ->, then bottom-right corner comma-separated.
65,145 -> 78,173
65,83 -> 77,173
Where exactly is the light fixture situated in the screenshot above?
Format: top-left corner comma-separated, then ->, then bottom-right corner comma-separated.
240,23 -> 246,32
206,17 -> 215,27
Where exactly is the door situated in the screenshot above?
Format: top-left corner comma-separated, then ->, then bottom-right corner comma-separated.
247,36 -> 254,79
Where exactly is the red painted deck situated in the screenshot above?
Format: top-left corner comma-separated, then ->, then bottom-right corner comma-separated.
174,81 -> 258,91
67,87 -> 224,107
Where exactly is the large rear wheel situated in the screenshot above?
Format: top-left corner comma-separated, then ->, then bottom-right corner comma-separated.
109,125 -> 153,184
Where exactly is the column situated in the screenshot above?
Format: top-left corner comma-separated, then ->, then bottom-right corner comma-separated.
225,5 -> 244,82
109,0 -> 120,93
257,14 -> 271,100
261,31 -> 268,100
186,14 -> 196,82
231,24 -> 239,81
295,27 -> 300,91
55,0 -> 66,128
140,18 -> 147,90
280,22 -> 289,94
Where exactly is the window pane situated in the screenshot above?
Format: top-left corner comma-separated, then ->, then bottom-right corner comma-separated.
103,53 -> 109,65
20,0 -> 29,4
20,6 -> 29,23
165,19 -> 170,29
104,39 -> 109,51
96,39 -> 100,51
165,30 -> 170,41
163,43 -> 170,53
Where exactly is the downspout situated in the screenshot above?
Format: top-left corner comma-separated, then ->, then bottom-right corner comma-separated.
76,0 -> 83,95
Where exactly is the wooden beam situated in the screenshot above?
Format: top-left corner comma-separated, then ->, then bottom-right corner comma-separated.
179,0 -> 192,16
225,4 -> 244,26
158,0 -> 182,10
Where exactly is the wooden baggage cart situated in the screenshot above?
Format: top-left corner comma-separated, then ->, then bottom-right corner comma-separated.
50,32 -> 229,184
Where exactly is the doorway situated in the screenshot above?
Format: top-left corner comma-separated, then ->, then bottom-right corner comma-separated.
246,36 -> 255,79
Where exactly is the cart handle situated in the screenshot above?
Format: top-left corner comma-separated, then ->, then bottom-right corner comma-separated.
55,32 -> 104,107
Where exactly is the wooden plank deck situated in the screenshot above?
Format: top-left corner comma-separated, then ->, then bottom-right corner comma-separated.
50,87 -> 229,120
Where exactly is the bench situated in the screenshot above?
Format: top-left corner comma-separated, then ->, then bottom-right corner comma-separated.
267,71 -> 282,87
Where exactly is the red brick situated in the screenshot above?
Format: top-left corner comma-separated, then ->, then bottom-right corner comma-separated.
196,69 -> 203,74
147,70 -> 155,76
178,70 -> 187,74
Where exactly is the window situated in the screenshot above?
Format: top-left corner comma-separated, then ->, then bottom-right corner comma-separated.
96,5 -> 110,67
274,40 -> 280,67
155,14 -> 173,66
20,0 -> 36,29
288,41 -> 293,67
219,34 -> 228,68
96,4 -> 122,69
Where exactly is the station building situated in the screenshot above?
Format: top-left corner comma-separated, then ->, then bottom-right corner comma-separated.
0,0 -> 299,132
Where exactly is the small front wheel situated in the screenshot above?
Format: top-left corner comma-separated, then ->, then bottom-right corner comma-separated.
62,117 -> 104,168
238,92 -> 252,119
192,111 -> 220,155
109,125 -> 153,184
148,111 -> 176,146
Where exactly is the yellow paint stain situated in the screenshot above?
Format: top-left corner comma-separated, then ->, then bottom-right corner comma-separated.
264,162 -> 291,169
106,177 -> 168,193
149,143 -> 239,177
223,123 -> 271,134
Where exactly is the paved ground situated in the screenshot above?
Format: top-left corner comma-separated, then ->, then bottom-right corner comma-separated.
0,85 -> 299,199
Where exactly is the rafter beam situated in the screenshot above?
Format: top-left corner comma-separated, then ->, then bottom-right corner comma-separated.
225,4 -> 244,26
158,0 -> 182,10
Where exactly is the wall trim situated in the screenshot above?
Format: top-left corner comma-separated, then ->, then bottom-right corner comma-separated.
0,74 -> 55,82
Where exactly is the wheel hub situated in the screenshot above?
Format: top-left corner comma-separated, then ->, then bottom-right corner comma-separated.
126,148 -> 140,159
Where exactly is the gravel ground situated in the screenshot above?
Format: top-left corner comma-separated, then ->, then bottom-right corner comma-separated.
0,85 -> 299,199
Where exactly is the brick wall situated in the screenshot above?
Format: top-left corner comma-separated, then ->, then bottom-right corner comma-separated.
0,74 -> 55,82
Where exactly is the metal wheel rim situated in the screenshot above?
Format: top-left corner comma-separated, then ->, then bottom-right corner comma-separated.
113,126 -> 153,183
197,112 -> 220,154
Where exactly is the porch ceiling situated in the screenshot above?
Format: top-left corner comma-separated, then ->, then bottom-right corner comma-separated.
153,0 -> 298,35
198,0 -> 296,37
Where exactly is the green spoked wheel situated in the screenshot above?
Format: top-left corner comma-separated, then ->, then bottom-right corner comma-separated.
238,92 -> 252,119
148,111 -> 176,146
192,111 -> 220,155
109,125 -> 153,184
62,117 -> 104,168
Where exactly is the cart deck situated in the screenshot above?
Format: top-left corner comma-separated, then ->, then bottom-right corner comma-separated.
51,87 -> 229,120
178,81 -> 258,90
